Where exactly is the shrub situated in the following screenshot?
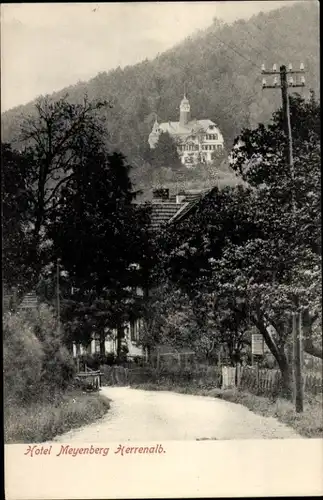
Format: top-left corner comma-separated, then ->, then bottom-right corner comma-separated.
27,304 -> 75,390
105,352 -> 116,365
81,353 -> 108,370
3,304 -> 75,404
3,311 -> 44,404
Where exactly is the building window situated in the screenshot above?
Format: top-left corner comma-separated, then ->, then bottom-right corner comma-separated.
206,133 -> 219,141
130,320 -> 140,342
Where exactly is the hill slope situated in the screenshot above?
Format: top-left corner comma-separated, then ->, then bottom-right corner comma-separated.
2,2 -> 319,193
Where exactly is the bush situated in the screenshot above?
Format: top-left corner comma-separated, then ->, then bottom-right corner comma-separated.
3,311 -> 44,403
3,304 -> 75,405
29,304 -> 75,389
105,352 -> 116,365
81,352 -> 116,370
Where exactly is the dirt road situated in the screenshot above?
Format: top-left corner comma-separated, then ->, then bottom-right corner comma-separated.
53,387 -> 301,441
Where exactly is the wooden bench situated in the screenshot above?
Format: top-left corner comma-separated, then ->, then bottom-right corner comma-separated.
75,370 -> 101,390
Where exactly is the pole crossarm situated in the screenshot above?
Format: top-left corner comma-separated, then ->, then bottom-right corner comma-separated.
263,84 -> 305,89
261,64 -> 306,90
262,70 -> 306,75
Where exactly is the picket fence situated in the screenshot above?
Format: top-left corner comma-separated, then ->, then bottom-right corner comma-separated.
237,365 -> 323,397
100,365 -> 151,386
98,363 -> 322,398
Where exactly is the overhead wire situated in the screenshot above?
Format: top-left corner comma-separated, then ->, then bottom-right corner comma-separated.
116,14 -> 306,151
242,21 -> 282,66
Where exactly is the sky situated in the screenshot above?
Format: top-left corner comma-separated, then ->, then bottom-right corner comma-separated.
1,1 -> 299,111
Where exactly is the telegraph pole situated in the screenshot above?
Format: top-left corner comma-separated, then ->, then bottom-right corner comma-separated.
56,258 -> 61,335
261,63 -> 305,413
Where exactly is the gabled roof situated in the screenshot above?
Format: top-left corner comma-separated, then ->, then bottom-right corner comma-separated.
168,187 -> 216,225
150,202 -> 184,231
168,191 -> 203,203
149,189 -> 211,231
19,291 -> 38,310
159,119 -> 217,136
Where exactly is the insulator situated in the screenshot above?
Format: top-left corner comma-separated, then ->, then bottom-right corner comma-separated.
288,63 -> 293,71
273,64 -> 277,72
301,75 -> 305,84
300,62 -> 304,71
261,64 -> 266,72
262,78 -> 267,87
273,76 -> 278,86
289,76 -> 294,85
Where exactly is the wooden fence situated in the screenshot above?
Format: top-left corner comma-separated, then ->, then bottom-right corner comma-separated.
96,363 -> 322,398
100,365 -> 152,386
238,366 -> 322,397
99,363 -> 222,387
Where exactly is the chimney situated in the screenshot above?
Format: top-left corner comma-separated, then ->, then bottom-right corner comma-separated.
176,191 -> 186,204
153,188 -> 170,201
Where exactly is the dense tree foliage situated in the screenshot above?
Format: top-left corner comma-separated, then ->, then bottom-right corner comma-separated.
2,95 -> 153,361
154,93 -> 321,394
2,96 -> 111,294
2,144 -> 35,293
149,132 -> 182,170
47,140 -> 152,358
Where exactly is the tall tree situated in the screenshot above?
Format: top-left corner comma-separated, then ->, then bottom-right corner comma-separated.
157,94 -> 321,395
151,131 -> 182,170
2,143 -> 34,296
17,94 -> 110,281
48,138 -> 152,359
229,92 -> 321,360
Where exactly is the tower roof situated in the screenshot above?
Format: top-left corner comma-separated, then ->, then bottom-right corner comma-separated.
180,94 -> 190,106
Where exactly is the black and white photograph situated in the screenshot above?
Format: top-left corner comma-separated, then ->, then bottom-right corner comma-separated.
2,1 -> 322,498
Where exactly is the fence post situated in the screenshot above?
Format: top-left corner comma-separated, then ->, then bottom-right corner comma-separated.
256,361 -> 260,394
156,349 -> 160,372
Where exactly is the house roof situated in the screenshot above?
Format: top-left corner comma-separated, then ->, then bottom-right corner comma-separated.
3,287 -> 38,311
150,202 -> 184,231
149,189 -> 211,231
19,291 -> 38,310
168,187 -> 216,225
168,191 -> 203,203
159,119 -> 217,137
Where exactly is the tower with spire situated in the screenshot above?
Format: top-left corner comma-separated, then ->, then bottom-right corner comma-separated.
148,87 -> 224,166
179,93 -> 191,127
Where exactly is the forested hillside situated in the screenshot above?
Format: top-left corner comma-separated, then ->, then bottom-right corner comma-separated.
2,2 -> 319,193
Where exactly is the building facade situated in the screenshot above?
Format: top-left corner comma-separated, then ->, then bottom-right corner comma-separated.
148,94 -> 225,166
72,318 -> 145,360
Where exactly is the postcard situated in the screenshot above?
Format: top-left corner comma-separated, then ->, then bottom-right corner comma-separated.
2,1 -> 322,498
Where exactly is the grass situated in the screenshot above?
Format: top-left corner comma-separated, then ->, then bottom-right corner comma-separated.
4,387 -> 111,443
131,381 -> 323,438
